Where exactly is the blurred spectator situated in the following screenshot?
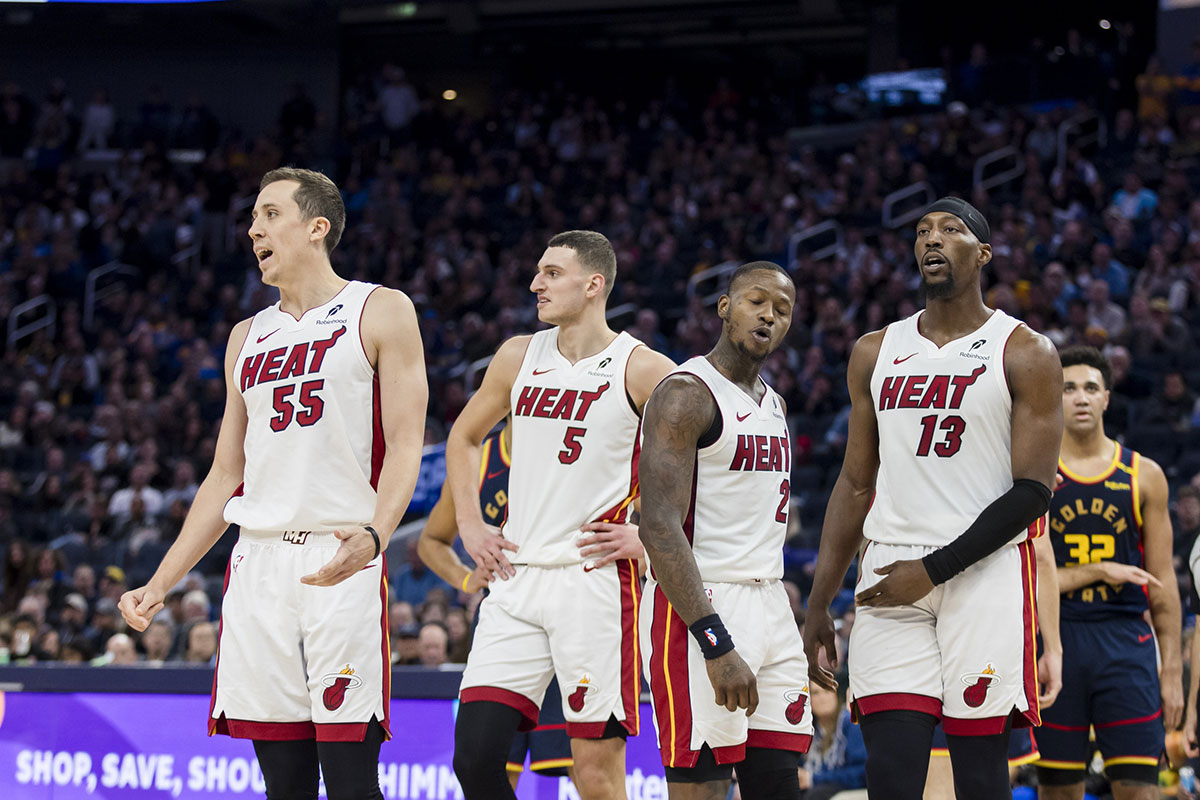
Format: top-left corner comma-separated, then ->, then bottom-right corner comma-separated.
391,536 -> 451,606
180,589 -> 211,623
1111,171 -> 1158,222
391,624 -> 420,666
800,682 -> 867,799
140,618 -> 174,665
103,632 -> 138,666
1142,370 -> 1195,432
417,621 -> 450,668
108,463 -> 164,520
78,89 -> 116,151
181,620 -> 216,664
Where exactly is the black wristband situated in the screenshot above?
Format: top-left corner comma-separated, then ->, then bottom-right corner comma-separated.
689,613 -> 735,660
364,526 -> 380,560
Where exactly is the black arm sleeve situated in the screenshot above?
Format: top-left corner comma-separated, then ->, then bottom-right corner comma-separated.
921,479 -> 1053,586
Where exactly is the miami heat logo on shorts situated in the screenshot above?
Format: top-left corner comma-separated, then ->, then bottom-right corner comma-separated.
783,686 -> 809,725
960,664 -> 1000,708
568,675 -> 597,712
320,664 -> 363,711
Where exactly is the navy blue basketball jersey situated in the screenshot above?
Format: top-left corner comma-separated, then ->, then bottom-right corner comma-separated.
1051,442 -> 1145,621
478,429 -> 510,526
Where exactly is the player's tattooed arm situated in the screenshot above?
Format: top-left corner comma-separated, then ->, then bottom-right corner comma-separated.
638,374 -> 718,625
641,373 -> 760,716
804,331 -> 881,690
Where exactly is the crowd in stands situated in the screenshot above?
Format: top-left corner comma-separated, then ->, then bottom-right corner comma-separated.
0,29 -> 1198,675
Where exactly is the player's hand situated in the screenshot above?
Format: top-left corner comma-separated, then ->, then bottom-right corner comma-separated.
1037,647 -> 1062,710
1185,702 -> 1199,757
119,584 -> 165,632
1162,670 -> 1185,731
855,559 -> 934,607
462,567 -> 491,594
801,606 -> 840,692
459,519 -> 518,580
704,649 -> 758,716
300,526 -> 378,587
1097,562 -> 1162,589
577,521 -> 644,569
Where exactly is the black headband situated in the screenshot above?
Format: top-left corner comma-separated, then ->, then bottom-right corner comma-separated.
922,197 -> 990,244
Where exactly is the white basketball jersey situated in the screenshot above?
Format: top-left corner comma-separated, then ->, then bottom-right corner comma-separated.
864,309 -> 1028,548
505,329 -> 644,565
670,357 -> 791,583
225,281 -> 383,531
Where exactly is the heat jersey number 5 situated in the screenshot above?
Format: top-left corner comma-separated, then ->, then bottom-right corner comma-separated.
915,413 -> 965,457
270,379 -> 326,432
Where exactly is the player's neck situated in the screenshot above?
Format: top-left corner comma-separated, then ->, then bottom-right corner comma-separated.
919,293 -> 992,346
554,312 -> 617,364
1060,429 -> 1114,464
706,339 -> 764,397
276,264 -> 348,320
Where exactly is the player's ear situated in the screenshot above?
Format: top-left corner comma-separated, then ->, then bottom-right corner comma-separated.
586,273 -> 606,300
977,242 -> 992,269
717,294 -> 730,320
309,216 -> 331,246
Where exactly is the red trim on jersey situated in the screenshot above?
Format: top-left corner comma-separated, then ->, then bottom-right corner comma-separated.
746,729 -> 813,754
681,454 -> 699,546
648,584 -> 696,768
713,743 -> 747,764
942,715 -> 1010,736
617,558 -> 641,737
213,718 -> 315,740
1018,539 -> 1040,729
378,555 -> 391,740
357,284 -> 383,366
208,555 -> 234,736
591,420 -> 642,525
852,692 -> 942,720
460,687 -> 539,731
370,373 -> 384,490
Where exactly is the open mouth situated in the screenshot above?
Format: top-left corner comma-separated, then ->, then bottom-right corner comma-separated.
922,253 -> 946,270
751,327 -> 771,343
255,247 -> 274,266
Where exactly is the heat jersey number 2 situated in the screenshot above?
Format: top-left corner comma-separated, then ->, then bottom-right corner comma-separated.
915,414 -> 964,457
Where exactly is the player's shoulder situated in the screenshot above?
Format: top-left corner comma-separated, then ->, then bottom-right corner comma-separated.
646,371 -> 718,425
626,343 -> 676,390
226,317 -> 255,359
363,285 -> 416,317
1004,322 -> 1058,363
848,326 -> 888,373
1130,447 -> 1168,490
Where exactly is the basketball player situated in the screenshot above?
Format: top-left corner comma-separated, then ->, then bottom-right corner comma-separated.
445,230 -> 675,800
118,168 -> 428,800
416,421 -> 576,788
925,527 -> 1062,799
637,261 -> 813,800
802,197 -> 1063,800
1035,346 -> 1181,800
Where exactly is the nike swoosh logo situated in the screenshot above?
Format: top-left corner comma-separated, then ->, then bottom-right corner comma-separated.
736,412 -> 752,422
893,353 -> 918,364
486,469 -> 506,480
257,329 -> 281,343
532,368 -> 554,376
1138,633 -> 1153,643
583,563 -> 597,573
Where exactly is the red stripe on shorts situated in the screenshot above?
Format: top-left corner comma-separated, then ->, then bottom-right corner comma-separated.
942,715 -> 1010,736
1018,539 -> 1040,728
617,558 -> 641,737
378,555 -> 391,739
460,687 -> 539,731
369,374 -> 384,490
648,584 -> 696,768
591,421 -> 642,524
746,729 -> 813,754
852,692 -> 942,720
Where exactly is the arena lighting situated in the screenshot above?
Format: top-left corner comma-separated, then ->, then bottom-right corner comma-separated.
442,89 -> 458,101
1099,18 -> 1112,29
